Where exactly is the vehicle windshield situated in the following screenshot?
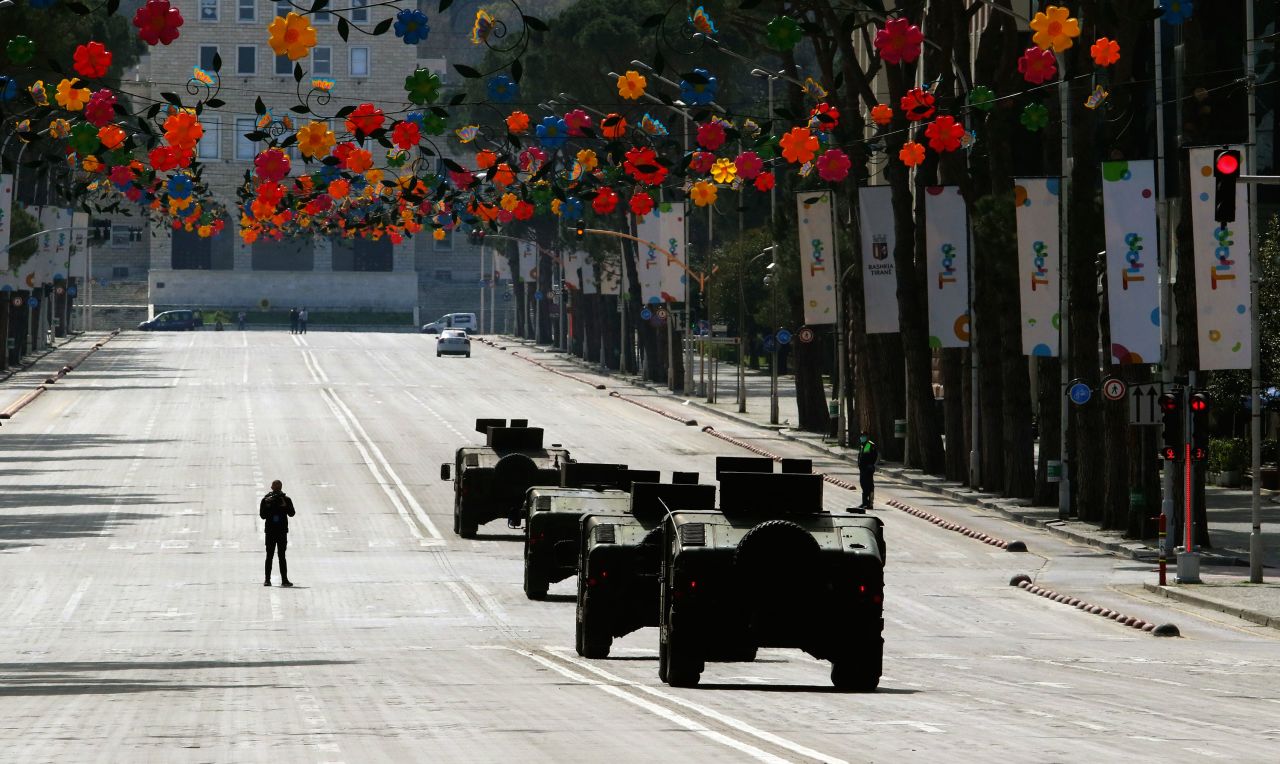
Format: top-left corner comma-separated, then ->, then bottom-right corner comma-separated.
440,330 -> 467,339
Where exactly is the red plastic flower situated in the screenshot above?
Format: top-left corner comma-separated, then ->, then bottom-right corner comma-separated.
255,147 -> 291,183
564,108 -> 592,136
899,141 -> 926,167
815,149 -> 851,182
696,120 -> 727,150
518,146 -> 547,172
592,187 -> 619,215
1018,47 -> 1058,85
83,89 -> 117,128
688,150 -> 715,174
629,191 -> 654,217
753,172 -> 775,192
874,17 -> 924,65
513,200 -> 535,221
345,103 -> 385,136
624,147 -> 667,185
870,104 -> 893,126
133,0 -> 184,46
810,102 -> 839,132
149,145 -> 181,172
735,151 -> 763,180
73,41 -> 113,79
900,87 -> 935,121
924,115 -> 964,153
1090,37 -> 1120,67
391,120 -> 420,150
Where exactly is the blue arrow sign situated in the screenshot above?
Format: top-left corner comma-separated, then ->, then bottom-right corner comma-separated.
67,286 -> 78,297
534,290 -> 543,301
27,297 -> 39,309
1069,382 -> 1092,405
776,328 -> 792,345
640,307 -> 652,320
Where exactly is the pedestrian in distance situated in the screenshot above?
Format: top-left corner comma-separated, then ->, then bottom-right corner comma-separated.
289,307 -> 298,334
857,432 -> 880,510
237,311 -> 246,331
299,307 -> 308,334
260,479 -> 296,587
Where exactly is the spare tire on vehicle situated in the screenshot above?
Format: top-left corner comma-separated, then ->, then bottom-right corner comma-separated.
494,452 -> 539,494
734,519 -> 821,616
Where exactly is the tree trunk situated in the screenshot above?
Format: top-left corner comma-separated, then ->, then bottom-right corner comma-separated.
942,350 -> 966,481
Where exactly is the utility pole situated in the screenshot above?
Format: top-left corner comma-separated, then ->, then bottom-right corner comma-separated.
1154,3 -> 1175,558
1245,0 -> 1263,583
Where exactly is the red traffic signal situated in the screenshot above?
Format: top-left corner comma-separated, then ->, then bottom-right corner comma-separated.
1189,393 -> 1209,413
1159,393 -> 1179,412
1161,446 -> 1179,461
1213,148 -> 1242,224
1215,151 -> 1240,176
1190,446 -> 1208,462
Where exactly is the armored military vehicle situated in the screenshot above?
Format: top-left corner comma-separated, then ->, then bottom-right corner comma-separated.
439,418 -> 570,538
520,462 -> 661,600
657,457 -> 886,691
575,477 -> 715,659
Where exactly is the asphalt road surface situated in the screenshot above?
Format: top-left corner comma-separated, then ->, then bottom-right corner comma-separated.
1,331 -> 1277,762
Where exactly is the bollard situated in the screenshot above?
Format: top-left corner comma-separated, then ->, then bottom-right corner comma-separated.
1155,514 -> 1167,586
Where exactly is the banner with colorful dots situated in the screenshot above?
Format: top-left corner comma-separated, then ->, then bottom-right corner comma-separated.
490,246 -> 511,283
599,248 -> 623,296
636,204 -> 684,305
1101,160 -> 1161,365
796,191 -> 838,326
857,185 -> 899,334
1189,146 -> 1252,370
518,240 -> 538,285
923,186 -> 970,349
1013,178 -> 1061,357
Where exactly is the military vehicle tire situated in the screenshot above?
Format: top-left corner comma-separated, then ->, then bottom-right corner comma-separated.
577,602 -> 611,658
524,561 -> 548,600
454,501 -> 478,538
830,659 -> 880,692
659,631 -> 702,687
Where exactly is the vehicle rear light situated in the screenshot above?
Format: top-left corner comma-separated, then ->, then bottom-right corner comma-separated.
530,532 -> 545,544
587,577 -> 597,587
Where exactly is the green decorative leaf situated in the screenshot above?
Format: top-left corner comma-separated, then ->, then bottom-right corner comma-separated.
523,15 -> 549,32
454,64 -> 482,79
310,0 -> 329,12
439,0 -> 453,11
289,104 -> 311,114
442,158 -> 465,173
372,17 -> 393,35
66,2 -> 91,14
334,104 -> 356,118
338,17 -> 349,42
205,98 -> 225,109
106,0 -> 120,15
448,92 -> 466,106
739,0 -> 762,8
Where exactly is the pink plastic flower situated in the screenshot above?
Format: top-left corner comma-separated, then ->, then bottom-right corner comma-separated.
696,120 -> 727,151
254,148 -> 291,183
564,109 -> 592,136
1018,47 -> 1058,85
133,0 -> 184,46
688,151 -> 715,175
874,17 -> 924,65
735,151 -> 763,180
815,149 -> 851,182
83,89 -> 116,128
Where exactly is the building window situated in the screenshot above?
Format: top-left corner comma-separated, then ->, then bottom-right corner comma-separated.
434,230 -> 453,251
349,47 -> 369,77
200,0 -> 218,21
110,226 -> 132,248
112,266 -> 130,279
236,45 -> 256,75
237,0 -> 255,21
274,54 -> 292,76
313,8 -> 331,22
274,1 -> 288,17
235,117 -> 257,160
433,269 -> 452,281
350,0 -> 368,23
311,46 -> 331,76
197,116 -> 221,159
199,45 -> 219,71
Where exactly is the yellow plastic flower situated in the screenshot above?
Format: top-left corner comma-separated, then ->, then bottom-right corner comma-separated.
433,228 -> 447,241
689,180 -> 717,207
500,192 -> 519,212
296,120 -> 336,159
55,78 -> 91,112
710,157 -> 737,184
1029,5 -> 1080,53
576,149 -> 598,171
82,155 -> 102,173
364,168 -> 383,186
268,12 -> 318,61
617,70 -> 647,100
550,198 -> 563,216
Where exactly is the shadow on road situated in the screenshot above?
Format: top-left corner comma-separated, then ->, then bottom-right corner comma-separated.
0,510 -> 162,550
0,658 -> 358,697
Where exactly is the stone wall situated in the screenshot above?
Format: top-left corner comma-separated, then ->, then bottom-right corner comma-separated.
148,269 -> 417,311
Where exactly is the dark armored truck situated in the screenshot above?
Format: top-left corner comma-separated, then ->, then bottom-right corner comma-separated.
520,462 -> 660,600
575,478 -> 715,659
656,457 -> 886,691
440,418 -> 570,538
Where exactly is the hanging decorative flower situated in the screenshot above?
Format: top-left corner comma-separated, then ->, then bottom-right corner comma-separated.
473,149 -> 497,170
506,110 -> 531,134
689,6 -> 717,35
1091,37 -> 1121,67
753,172 -> 775,192
149,145 -> 181,172
690,180 -> 717,207
421,112 -> 447,136
870,104 -> 894,126
688,151 -> 715,175
1159,0 -> 1193,25
624,146 -> 667,185
345,103 -> 385,136
55,78 -> 90,111
898,141 -> 926,167
49,118 -> 71,139
575,148 -> 598,171
900,87 -> 936,121
1020,102 -> 1050,132
133,0 -> 184,46
617,70 -> 647,100
873,17 -> 925,65
97,124 -> 126,150
592,187 -> 619,214
296,120 -> 336,159
924,115 -> 965,153
535,116 -> 568,148
734,151 -> 764,180
391,120 -> 420,150
163,111 -> 203,151
255,147 -> 291,182
6,36 -> 36,65
601,113 -> 627,139
1018,47 -> 1058,84
73,41 -> 113,79
404,68 -> 443,105
816,149 -> 851,182
29,80 -> 49,107
766,16 -> 803,51
491,163 -> 516,187
267,12 -> 317,61
518,147 -> 547,172
487,74 -> 517,104
68,122 -> 100,156
678,68 -> 718,106
167,173 -> 194,200
809,102 -> 839,132
710,157 -> 737,184
83,89 -> 116,127
696,120 -> 727,150
394,8 -> 430,44
967,85 -> 996,112
779,126 -> 819,164
630,191 -> 654,217
1029,5 -> 1081,53
564,109 -> 592,136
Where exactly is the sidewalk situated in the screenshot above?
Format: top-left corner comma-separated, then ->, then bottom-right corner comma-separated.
0,332 -> 118,415
495,336 -> 1280,632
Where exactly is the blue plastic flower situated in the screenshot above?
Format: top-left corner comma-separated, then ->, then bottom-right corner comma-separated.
536,116 -> 568,148
563,196 -> 584,219
394,8 -> 430,44
166,173 -> 193,200
404,111 -> 425,127
314,163 -> 340,184
487,74 -> 518,104
1159,0 -> 1193,24
0,77 -> 17,102
679,68 -> 719,106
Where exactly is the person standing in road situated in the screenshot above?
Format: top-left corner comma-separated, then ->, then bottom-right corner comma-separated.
260,479 -> 296,587
857,432 -> 880,509
299,307 -> 308,334
237,311 -> 246,331
288,308 -> 299,334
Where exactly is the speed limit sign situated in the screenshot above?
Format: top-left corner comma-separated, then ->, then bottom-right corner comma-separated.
797,327 -> 815,344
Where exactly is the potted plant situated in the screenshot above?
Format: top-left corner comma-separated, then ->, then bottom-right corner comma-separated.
1208,438 -> 1249,488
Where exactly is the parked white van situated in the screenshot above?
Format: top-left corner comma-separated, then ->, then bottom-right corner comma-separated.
422,312 -> 479,334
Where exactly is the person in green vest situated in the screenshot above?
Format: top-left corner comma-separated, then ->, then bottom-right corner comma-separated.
857,432 -> 880,509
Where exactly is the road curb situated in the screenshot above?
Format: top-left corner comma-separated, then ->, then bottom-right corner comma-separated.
1011,575 -> 1168,635
0,331 -> 118,420
1141,582 -> 1280,630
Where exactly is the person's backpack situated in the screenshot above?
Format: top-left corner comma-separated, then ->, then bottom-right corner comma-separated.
265,492 -> 288,524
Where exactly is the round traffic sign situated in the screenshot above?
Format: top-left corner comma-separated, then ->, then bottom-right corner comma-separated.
1068,381 -> 1092,405
54,286 -> 65,295
67,286 -> 78,297
640,307 -> 652,320
11,297 -> 22,307
656,308 -> 668,320
534,290 -> 544,301
797,327 -> 815,344
776,328 -> 792,345
1101,377 -> 1127,402
27,296 -> 39,309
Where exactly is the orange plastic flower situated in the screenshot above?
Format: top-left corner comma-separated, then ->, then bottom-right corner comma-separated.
1090,37 -> 1120,67
689,180 -> 717,207
296,120 -> 336,159
328,179 -> 350,199
617,70 -> 647,100
506,111 -> 530,134
345,103 -> 385,136
1029,5 -> 1080,53
576,148 -> 598,171
55,78 -> 91,112
601,113 -> 627,139
475,149 -> 498,169
491,162 -> 516,187
898,141 -> 925,167
267,12 -> 317,61
779,127 -> 819,164
348,148 -> 375,173
163,111 -> 203,151
870,104 -> 893,126
97,124 -> 126,150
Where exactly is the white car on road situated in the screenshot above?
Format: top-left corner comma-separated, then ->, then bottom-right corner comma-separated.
436,329 -> 471,358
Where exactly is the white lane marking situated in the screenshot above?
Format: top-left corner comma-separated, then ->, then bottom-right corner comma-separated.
402,390 -> 467,441
270,592 -> 284,622
59,577 -> 93,622
514,649 -> 792,764
548,649 -> 849,763
443,582 -> 485,619
1183,748 -> 1227,759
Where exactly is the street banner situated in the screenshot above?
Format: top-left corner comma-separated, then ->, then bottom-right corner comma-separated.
923,186 -> 970,348
1013,178 -> 1061,357
0,173 -> 13,272
796,191 -> 837,325
20,205 -> 49,288
52,208 -> 72,280
649,202 -> 686,303
581,257 -> 596,295
69,211 -> 89,278
1189,146 -> 1252,370
1101,160 -> 1161,364
517,240 -> 537,283
635,208 -> 672,304
857,185 -> 899,334
563,250 -> 583,290
599,248 -> 623,295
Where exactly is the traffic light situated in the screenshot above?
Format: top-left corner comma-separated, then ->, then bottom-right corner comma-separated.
1213,148 -> 1241,225
1189,391 -> 1210,462
574,220 -> 586,240
1159,389 -> 1182,461
467,228 -> 485,246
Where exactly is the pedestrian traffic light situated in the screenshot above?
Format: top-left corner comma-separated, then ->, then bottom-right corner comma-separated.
1213,148 -> 1241,225
574,220 -> 586,240
1189,391 -> 1210,462
1159,389 -> 1182,461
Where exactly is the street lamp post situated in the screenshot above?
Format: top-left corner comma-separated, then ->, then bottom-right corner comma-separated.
761,246 -> 779,425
